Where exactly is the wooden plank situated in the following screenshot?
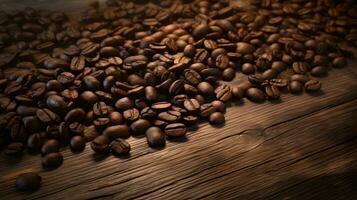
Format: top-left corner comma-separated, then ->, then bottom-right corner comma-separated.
0,62 -> 356,199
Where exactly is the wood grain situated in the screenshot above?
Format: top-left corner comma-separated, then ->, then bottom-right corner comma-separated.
1,1 -> 357,199
0,61 -> 356,200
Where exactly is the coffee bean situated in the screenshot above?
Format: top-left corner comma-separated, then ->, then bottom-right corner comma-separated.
164,123 -> 187,138
70,136 -> 85,152
41,139 -> 60,155
231,86 -> 245,99
184,98 -> 200,112
145,86 -> 157,102
46,95 -> 67,112
110,138 -> 130,155
215,84 -> 232,102
332,57 -> 346,68
158,110 -> 181,122
4,142 -> 24,156
42,152 -> 63,169
311,66 -> 327,77
145,127 -> 165,147
200,103 -> 216,118
57,72 -> 75,85
289,80 -> 303,94
151,101 -> 171,111
193,23 -> 209,39
129,119 -> 150,135
209,112 -> 225,125
115,97 -> 134,111
184,44 -> 196,57
265,85 -> 280,99
64,108 -> 86,123
246,88 -> 265,102
83,75 -> 101,91
290,74 -> 310,83
103,125 -> 130,139
36,108 -> 60,124
222,68 -> 235,81
70,56 -> 85,72
236,42 -> 255,54
109,111 -> 123,125
123,108 -> 140,122
91,135 -> 110,154
80,91 -> 99,104
197,82 -> 214,97
262,69 -> 277,80
305,80 -> 321,92
128,86 -> 145,99
16,172 -> 42,191
211,100 -> 226,112
292,62 -> 309,74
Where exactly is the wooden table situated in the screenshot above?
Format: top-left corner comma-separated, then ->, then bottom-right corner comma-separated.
1,1 -> 357,199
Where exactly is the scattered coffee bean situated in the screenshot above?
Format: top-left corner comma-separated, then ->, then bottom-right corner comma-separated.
70,136 -> 85,152
246,88 -> 266,103
164,123 -> 187,138
305,80 -> 322,92
91,135 -> 110,154
42,152 -> 63,169
209,112 -> 225,125
16,172 -> 42,192
110,139 -> 130,155
41,139 -> 60,155
146,127 -> 165,147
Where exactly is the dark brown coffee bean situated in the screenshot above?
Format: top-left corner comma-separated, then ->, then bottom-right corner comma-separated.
151,101 -> 171,111
128,86 -> 145,99
123,108 -> 140,122
64,108 -> 86,123
93,101 -> 109,117
130,119 -> 151,135
215,84 -> 232,102
169,80 -> 184,96
164,123 -> 187,138
62,89 -> 79,101
69,122 -> 85,135
184,44 -> 196,57
200,103 -> 216,118
236,42 -> 255,54
146,127 -> 165,147
231,86 -> 245,99
103,125 -> 130,140
290,74 -> 310,83
193,23 -> 209,39
91,135 -> 110,154
36,108 -> 60,124
41,139 -> 60,155
215,54 -> 229,69
289,80 -> 303,94
27,133 -> 43,151
265,85 -> 280,99
194,49 -> 209,63
42,152 -> 63,169
83,75 -> 101,91
211,100 -> 226,112
100,47 -> 119,57
83,125 -> 99,142
115,97 -> 134,111
332,57 -> 346,68
311,66 -> 327,77
109,111 -> 123,125
246,88 -> 265,102
70,56 -> 85,72
158,110 -> 181,122
145,86 -> 157,102
197,82 -> 214,97
184,69 -> 202,85
70,136 -> 85,152
184,98 -> 200,112
262,69 -> 277,80
4,142 -> 24,156
305,80 -> 321,92
46,95 -> 67,112
292,62 -> 309,74
222,68 -> 235,81
110,138 -> 130,155
16,172 -> 42,191
209,112 -> 225,125
57,72 -> 75,85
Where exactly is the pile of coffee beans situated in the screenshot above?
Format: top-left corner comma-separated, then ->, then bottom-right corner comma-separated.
0,0 -> 355,192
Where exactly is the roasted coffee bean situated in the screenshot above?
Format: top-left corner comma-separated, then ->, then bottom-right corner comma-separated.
57,72 -> 75,85
104,123 -> 130,139
130,119 -> 151,135
200,103 -> 216,118
197,82 -> 214,97
289,80 -> 303,94
184,44 -> 196,57
123,108 -> 140,122
46,95 -> 67,112
62,89 -> 78,101
70,136 -> 85,152
80,91 -> 99,104
215,84 -> 232,102
115,97 -> 133,111
164,123 -> 187,138
41,139 -> 60,155
209,112 -> 225,125
231,86 -> 245,99
236,42 -> 255,54
262,69 -> 277,80
265,85 -> 280,99
169,80 -> 184,96
4,142 -> 24,155
158,110 -> 181,122
248,74 -> 266,86
145,86 -> 157,102
91,135 -> 110,154
305,80 -> 321,92
69,122 -> 85,135
110,138 -> 130,155
42,152 -> 63,169
109,111 -> 123,125
70,56 -> 85,72
16,172 -> 42,191
246,88 -> 265,102
83,125 -> 99,142
292,62 -> 309,74
193,23 -> 209,39
184,98 -> 200,112
64,108 -> 86,123
222,68 -> 235,81
332,57 -> 346,68
311,66 -> 327,77
211,100 -> 226,112
83,75 -> 101,91
290,74 -> 310,83
145,127 -> 165,147
128,86 -> 145,99
36,108 -> 60,124
93,101 -> 109,117
151,101 -> 171,111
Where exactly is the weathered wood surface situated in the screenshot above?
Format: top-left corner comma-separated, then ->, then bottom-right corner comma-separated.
1,1 -> 357,199
0,61 -> 356,200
